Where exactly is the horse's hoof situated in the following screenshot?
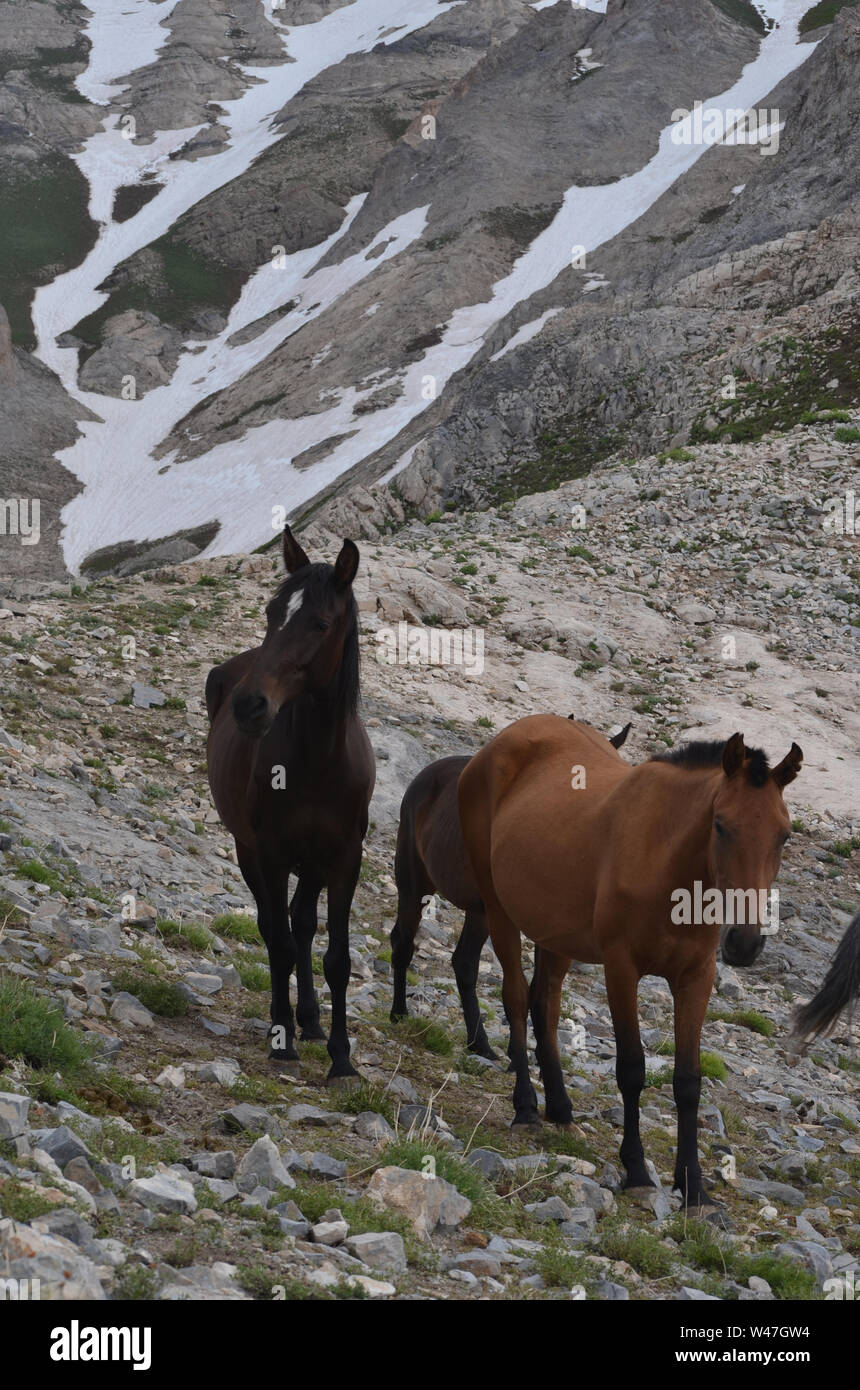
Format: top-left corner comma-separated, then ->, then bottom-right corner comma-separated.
548,1117 -> 575,1130
621,1178 -> 657,1194
511,1112 -> 542,1128
468,1042 -> 499,1062
326,1069 -> 360,1089
270,1054 -> 302,1075
679,1190 -> 727,1222
299,1025 -> 326,1042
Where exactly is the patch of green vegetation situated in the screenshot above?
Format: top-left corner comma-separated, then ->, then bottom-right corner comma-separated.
237,961 -> 270,993
489,413 -> 624,507
291,1185 -> 426,1266
708,1009 -> 775,1037
688,319 -> 860,446
381,1138 -> 487,1204
0,1177 -> 67,1222
666,1217 -> 820,1298
210,912 -> 259,944
799,2 -> 854,34
333,1081 -> 396,1126
72,231 -> 245,357
535,1234 -> 597,1293
15,858 -> 64,892
538,1128 -> 597,1163
0,977 -> 96,1080
482,203 -> 560,248
0,895 -> 26,929
112,1264 -> 158,1301
710,0 -> 767,32
110,969 -> 189,1018
601,1219 -> 674,1277
0,154 -> 97,347
157,919 -> 214,952
389,1016 -> 454,1056
834,425 -> 860,443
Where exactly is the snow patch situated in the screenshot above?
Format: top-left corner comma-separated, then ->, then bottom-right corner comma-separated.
490,309 -> 564,362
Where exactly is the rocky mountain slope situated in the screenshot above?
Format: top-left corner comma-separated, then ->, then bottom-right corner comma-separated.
0,1 -> 858,580
0,422 -> 857,1300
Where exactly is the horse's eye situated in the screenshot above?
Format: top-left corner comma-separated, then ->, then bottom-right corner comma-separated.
714,819 -> 725,837
313,619 -> 330,633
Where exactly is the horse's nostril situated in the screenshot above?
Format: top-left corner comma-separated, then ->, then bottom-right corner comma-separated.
233,691 -> 267,724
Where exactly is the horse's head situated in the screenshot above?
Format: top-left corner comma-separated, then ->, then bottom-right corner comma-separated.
711,732 -> 802,966
231,525 -> 359,738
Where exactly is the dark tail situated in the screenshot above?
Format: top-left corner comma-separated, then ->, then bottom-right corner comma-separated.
792,909 -> 860,1043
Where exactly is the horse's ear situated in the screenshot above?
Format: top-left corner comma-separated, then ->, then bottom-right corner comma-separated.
333,539 -> 359,590
722,732 -> 745,777
282,525 -> 311,573
773,742 -> 803,789
609,721 -> 632,750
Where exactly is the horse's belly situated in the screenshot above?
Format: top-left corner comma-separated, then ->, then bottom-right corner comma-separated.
490,837 -> 600,961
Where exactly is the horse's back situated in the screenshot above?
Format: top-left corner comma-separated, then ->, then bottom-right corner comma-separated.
464,715 -> 624,809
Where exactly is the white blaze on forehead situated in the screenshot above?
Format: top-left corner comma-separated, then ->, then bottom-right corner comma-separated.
279,587 -> 305,629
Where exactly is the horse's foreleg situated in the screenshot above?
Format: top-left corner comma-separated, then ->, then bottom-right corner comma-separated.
452,910 -> 497,1060
670,958 -> 715,1208
604,952 -> 652,1188
530,948 -> 573,1124
291,874 -> 324,1041
323,850 -> 362,1083
244,845 -> 297,1061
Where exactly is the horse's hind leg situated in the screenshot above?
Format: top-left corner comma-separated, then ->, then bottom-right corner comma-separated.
390,836 -> 431,1022
530,948 -> 573,1124
237,843 -> 298,1062
323,849 -> 362,1083
604,951 -> 652,1188
452,910 -> 497,1060
291,874 -> 325,1041
488,909 -> 539,1125
669,958 -> 716,1209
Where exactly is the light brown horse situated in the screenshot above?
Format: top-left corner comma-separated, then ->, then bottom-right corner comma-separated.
390,725 -> 631,1059
458,715 -> 802,1207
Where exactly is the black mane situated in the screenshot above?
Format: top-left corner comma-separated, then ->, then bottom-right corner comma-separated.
651,739 -> 770,787
271,563 -> 360,718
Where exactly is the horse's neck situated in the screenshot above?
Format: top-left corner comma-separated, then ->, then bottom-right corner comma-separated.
655,772 -> 718,886
284,688 -> 351,759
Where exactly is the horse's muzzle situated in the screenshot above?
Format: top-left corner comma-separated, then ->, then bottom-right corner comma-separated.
720,925 -> 765,968
232,689 -> 272,738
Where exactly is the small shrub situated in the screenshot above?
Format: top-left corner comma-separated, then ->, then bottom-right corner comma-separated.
390,1016 -> 453,1056
210,912 -> 258,944
0,977 -> 96,1079
111,969 -> 188,1018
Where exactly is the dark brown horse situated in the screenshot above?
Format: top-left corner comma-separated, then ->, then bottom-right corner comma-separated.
390,723 -> 631,1061
459,715 -> 801,1207
206,526 -> 374,1081
793,908 -> 860,1043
